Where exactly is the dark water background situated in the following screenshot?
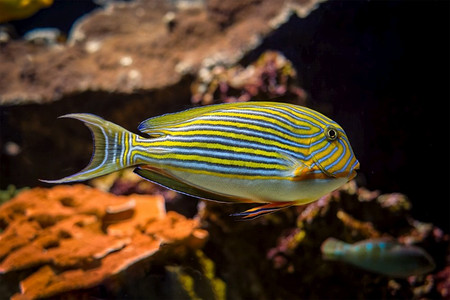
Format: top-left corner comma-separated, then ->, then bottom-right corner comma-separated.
3,0 -> 450,230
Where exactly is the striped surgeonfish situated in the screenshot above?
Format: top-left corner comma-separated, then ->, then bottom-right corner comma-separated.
43,102 -> 359,219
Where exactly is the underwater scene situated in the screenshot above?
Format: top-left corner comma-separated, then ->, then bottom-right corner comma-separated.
0,0 -> 449,299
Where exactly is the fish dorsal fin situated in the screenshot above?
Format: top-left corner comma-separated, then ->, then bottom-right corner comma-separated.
138,103 -> 238,136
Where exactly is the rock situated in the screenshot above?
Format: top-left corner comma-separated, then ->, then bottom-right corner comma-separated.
0,184 -> 210,299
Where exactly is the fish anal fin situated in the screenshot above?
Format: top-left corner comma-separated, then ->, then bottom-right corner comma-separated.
231,202 -> 292,220
134,166 -> 250,203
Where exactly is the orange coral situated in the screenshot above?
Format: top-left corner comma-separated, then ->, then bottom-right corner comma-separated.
0,184 -> 208,299
336,210 -> 381,238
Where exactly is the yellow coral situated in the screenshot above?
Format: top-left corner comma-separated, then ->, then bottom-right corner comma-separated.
291,230 -> 306,246
196,250 -> 226,300
176,270 -> 201,300
0,0 -> 53,23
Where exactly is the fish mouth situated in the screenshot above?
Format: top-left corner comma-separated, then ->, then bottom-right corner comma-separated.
349,161 -> 360,180
313,157 -> 360,180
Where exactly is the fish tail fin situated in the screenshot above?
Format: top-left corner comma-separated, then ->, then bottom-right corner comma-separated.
320,237 -> 347,260
41,113 -> 138,184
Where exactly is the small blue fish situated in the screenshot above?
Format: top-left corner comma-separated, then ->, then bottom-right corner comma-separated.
321,237 -> 435,277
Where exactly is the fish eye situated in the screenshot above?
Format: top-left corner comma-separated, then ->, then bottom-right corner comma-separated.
326,126 -> 338,141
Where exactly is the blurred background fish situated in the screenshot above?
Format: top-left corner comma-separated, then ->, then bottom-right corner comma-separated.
321,237 -> 436,277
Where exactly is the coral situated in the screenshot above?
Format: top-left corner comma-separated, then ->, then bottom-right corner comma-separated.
162,250 -> 226,300
0,185 -> 210,299
335,210 -> 381,238
199,181 -> 449,299
1,181 -> 446,299
191,50 -> 307,105
88,168 -> 198,218
0,0 -> 322,105
435,266 -> 450,298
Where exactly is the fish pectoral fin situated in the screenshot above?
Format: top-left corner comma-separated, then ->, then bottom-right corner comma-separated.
282,154 -> 311,178
231,202 -> 292,220
293,162 -> 309,177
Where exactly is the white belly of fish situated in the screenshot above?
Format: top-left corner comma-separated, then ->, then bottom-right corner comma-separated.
168,170 -> 348,203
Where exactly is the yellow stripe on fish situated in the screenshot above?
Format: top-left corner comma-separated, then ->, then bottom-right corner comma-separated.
42,102 -> 359,219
